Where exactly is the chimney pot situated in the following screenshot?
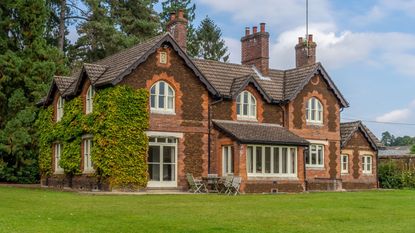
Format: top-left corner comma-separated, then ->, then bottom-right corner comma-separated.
298,37 -> 303,44
170,12 -> 176,21
245,27 -> 250,36
178,9 -> 184,19
308,34 -> 313,43
253,26 -> 258,34
260,23 -> 266,32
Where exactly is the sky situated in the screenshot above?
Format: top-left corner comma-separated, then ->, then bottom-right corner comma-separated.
69,0 -> 415,138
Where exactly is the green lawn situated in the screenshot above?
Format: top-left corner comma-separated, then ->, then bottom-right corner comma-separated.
1,187 -> 415,233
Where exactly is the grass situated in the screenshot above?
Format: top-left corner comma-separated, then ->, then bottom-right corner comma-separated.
1,187 -> 415,233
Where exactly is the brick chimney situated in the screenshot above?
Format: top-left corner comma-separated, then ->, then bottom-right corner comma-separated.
295,34 -> 317,67
166,9 -> 188,52
241,23 -> 269,75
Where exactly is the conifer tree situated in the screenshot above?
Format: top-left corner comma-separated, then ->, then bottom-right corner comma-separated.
0,0 -> 67,182
194,16 -> 229,62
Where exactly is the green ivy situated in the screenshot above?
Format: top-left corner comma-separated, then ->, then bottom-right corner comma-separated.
36,85 -> 149,189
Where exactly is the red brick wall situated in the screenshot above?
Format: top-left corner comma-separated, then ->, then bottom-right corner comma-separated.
341,129 -> 378,189
287,74 -> 342,182
119,45 -> 210,189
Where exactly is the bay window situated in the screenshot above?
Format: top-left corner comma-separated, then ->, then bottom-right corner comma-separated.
247,145 -> 297,177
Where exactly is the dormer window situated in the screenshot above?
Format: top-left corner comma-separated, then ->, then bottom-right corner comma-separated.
56,96 -> 64,122
236,91 -> 257,120
150,81 -> 175,114
306,97 -> 323,124
86,86 -> 94,114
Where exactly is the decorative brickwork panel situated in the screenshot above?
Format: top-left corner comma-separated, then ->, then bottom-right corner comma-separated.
329,141 -> 338,179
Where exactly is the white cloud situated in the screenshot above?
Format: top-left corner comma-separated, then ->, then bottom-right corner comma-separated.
376,99 -> 415,123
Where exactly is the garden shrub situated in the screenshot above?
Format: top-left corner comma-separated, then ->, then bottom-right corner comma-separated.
379,161 -> 415,189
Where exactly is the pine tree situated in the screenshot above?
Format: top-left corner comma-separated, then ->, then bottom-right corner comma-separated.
69,0 -> 160,63
161,0 -> 198,57
194,16 -> 229,62
0,0 -> 67,183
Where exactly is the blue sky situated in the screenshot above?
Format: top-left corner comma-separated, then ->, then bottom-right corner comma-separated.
70,0 -> 415,138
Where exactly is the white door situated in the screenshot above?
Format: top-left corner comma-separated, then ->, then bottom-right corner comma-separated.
147,137 -> 177,188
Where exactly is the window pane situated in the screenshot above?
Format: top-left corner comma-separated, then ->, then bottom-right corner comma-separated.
159,82 -> 165,94
318,146 -> 323,165
256,147 -> 262,173
149,164 -> 160,181
250,104 -> 256,117
150,95 -> 156,108
273,147 -> 280,173
247,146 -> 253,173
163,146 -> 175,163
223,147 -> 228,174
158,94 -> 165,108
243,103 -> 248,115
148,146 -> 160,162
265,147 -> 271,173
311,150 -> 317,165
244,92 -> 248,104
150,86 -> 156,94
168,86 -> 173,96
291,148 -> 296,174
282,148 -> 287,173
163,164 -> 175,181
167,96 -> 174,109
236,103 -> 241,115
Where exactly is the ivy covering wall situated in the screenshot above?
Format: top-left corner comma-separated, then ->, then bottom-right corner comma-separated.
36,85 -> 149,189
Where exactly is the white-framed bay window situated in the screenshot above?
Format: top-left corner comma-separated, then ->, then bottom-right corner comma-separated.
306,144 -> 324,168
222,146 -> 233,175
56,96 -> 64,122
306,97 -> 323,124
150,81 -> 175,114
362,155 -> 372,174
83,138 -> 94,173
341,154 -> 349,173
246,145 -> 297,177
236,91 -> 257,120
86,85 -> 95,114
54,143 -> 63,174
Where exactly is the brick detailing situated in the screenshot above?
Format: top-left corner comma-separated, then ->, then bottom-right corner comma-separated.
353,149 -> 360,179
295,35 -> 317,68
263,102 -> 283,124
156,47 -> 172,68
342,182 -> 377,190
329,141 -> 337,178
241,24 -> 270,75
291,75 -> 339,132
212,100 -> 233,120
183,133 -> 204,177
244,181 -> 303,193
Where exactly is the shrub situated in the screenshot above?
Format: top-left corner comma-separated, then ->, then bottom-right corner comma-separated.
378,161 -> 403,189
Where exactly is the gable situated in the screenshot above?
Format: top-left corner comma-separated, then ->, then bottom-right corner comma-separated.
343,128 -> 376,151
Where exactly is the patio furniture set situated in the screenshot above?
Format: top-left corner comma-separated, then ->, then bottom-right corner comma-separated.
186,173 -> 242,195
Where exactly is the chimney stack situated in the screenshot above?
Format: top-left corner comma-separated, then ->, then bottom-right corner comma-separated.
167,9 -> 188,52
295,34 -> 317,67
241,23 -> 269,75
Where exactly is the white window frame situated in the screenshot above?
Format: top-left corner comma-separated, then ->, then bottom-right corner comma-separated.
86,86 -> 95,114
150,81 -> 175,114
246,145 -> 297,178
306,97 -> 323,124
306,144 -> 324,168
222,146 -> 233,175
56,96 -> 64,122
54,144 -> 63,174
341,154 -> 349,174
362,155 -> 372,174
83,138 -> 94,173
236,91 -> 257,120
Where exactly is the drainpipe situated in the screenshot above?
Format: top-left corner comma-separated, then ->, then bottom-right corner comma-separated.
303,146 -> 308,191
208,97 -> 224,174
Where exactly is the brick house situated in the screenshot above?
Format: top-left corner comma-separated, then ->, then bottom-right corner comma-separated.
41,11 -> 381,192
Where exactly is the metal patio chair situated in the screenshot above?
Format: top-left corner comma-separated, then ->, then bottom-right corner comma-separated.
186,173 -> 207,194
221,174 -> 234,194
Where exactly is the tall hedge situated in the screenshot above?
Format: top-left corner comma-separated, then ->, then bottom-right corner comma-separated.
36,85 -> 149,189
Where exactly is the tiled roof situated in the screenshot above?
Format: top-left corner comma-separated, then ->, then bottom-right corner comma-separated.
54,76 -> 76,94
379,146 -> 413,157
43,33 -> 348,108
213,120 -> 309,145
340,121 -> 383,150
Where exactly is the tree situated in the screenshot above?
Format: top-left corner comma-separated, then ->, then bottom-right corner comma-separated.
0,0 -> 67,183
381,131 -> 395,146
68,0 -> 160,63
411,145 -> 415,154
161,0 -> 198,57
193,16 -> 229,62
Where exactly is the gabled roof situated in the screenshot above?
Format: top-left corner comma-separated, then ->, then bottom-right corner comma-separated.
42,76 -> 77,105
213,120 -> 309,146
230,75 -> 272,103
340,121 -> 383,150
